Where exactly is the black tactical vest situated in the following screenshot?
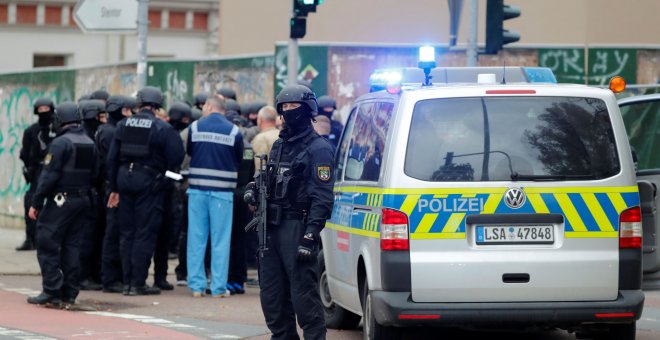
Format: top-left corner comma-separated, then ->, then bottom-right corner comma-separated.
267,131 -> 317,210
56,131 -> 95,190
120,113 -> 155,160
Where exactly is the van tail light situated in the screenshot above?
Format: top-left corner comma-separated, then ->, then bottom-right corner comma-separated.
619,207 -> 642,249
380,208 -> 409,251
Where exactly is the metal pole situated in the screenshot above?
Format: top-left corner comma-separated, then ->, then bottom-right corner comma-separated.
466,0 -> 478,67
287,1 -> 299,86
137,0 -> 149,89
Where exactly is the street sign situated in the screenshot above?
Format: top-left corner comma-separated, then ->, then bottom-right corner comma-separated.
73,0 -> 138,33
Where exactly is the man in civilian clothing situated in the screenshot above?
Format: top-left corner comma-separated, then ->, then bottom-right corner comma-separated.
187,95 -> 244,297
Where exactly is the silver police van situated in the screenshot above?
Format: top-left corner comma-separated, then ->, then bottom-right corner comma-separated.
319,53 -> 644,340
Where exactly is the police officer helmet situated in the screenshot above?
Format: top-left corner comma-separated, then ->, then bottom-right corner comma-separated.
252,101 -> 267,113
105,95 -> 130,113
191,107 -> 203,121
240,103 -> 252,117
79,100 -> 106,120
90,90 -> 110,101
225,99 -> 241,114
275,84 -> 318,115
77,94 -> 91,102
217,88 -> 237,101
317,96 -> 336,110
137,86 -> 164,108
33,97 -> 55,115
54,102 -> 81,125
193,92 -> 209,108
168,101 -> 192,121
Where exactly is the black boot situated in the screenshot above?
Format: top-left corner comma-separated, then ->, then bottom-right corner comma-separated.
154,280 -> 174,290
16,240 -> 35,251
103,282 -> 124,293
27,292 -> 60,305
128,285 -> 161,296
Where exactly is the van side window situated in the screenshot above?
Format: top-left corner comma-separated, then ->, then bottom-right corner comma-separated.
345,102 -> 394,182
335,106 -> 357,181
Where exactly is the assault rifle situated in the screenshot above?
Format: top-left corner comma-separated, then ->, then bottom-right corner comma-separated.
244,154 -> 269,255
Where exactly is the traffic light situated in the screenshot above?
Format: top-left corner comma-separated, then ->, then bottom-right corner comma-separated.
290,17 -> 307,39
485,0 -> 520,55
290,0 -> 324,39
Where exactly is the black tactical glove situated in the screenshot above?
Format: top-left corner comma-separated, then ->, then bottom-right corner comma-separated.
296,232 -> 318,263
244,182 -> 258,205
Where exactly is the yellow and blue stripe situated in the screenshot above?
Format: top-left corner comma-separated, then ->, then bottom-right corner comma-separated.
328,186 -> 640,240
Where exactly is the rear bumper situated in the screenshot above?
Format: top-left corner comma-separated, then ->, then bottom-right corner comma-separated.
371,290 -> 644,327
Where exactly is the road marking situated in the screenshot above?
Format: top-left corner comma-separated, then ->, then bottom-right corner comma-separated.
3,288 -> 42,295
0,326 -> 57,339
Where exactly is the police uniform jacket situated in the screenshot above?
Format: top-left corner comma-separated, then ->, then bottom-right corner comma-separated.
20,123 -> 55,183
267,125 -> 335,235
107,109 -> 184,192
95,116 -> 121,183
32,125 -> 96,210
187,112 -> 244,192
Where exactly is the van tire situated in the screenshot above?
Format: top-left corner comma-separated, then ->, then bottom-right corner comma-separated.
362,280 -> 400,340
318,252 -> 361,329
595,322 -> 636,340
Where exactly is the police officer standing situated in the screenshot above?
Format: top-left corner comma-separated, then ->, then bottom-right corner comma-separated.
27,102 -> 97,306
315,96 -> 343,148
246,85 -> 334,340
98,95 -> 134,293
106,86 -> 184,296
17,98 -> 56,251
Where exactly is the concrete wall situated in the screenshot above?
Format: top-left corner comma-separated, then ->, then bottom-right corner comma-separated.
218,0 -> 660,56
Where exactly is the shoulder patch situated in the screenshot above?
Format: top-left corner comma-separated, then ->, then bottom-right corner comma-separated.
317,165 -> 331,182
44,153 -> 53,166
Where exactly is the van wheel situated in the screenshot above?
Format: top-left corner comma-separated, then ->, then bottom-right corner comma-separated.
318,252 -> 361,329
595,322 -> 636,340
362,280 -> 400,340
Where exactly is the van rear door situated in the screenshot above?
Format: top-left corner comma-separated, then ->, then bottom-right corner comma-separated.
402,94 -> 636,303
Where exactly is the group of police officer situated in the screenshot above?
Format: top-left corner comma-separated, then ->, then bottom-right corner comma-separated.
20,82 -> 341,339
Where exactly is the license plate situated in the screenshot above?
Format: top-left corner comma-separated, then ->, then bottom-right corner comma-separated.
476,225 -> 554,245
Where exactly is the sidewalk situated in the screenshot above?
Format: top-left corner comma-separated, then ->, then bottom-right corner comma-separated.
0,227 -> 40,275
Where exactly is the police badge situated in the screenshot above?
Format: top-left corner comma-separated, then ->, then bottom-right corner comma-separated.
317,165 -> 331,182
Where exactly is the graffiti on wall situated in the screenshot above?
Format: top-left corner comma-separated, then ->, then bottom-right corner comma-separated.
0,81 -> 73,218
538,48 -> 637,85
76,64 -> 138,99
195,56 -> 275,104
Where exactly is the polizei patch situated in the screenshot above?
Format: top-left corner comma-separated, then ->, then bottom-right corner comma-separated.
317,166 -> 331,182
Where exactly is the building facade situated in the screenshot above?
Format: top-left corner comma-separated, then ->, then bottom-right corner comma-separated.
0,0 -> 219,73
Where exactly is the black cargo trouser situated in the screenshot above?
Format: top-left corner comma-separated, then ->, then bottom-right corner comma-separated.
117,167 -> 165,288
154,185 -> 178,283
259,219 -> 326,340
175,190 -> 188,281
228,190 -> 249,284
36,194 -> 90,300
101,187 -> 122,287
80,189 -> 105,283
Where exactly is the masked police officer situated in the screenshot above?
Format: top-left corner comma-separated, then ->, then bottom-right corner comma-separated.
246,85 -> 334,340
315,95 -> 343,148
106,86 -> 185,296
98,95 -> 134,293
27,102 -> 97,306
18,98 -> 57,251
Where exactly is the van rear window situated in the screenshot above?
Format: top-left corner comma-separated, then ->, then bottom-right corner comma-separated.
405,97 -> 620,182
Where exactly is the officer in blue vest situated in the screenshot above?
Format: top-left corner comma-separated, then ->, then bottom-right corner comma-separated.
246,85 -> 335,340
106,86 -> 185,296
27,102 -> 97,306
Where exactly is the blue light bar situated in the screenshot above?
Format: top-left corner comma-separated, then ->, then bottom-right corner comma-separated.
522,67 -> 557,83
419,46 -> 435,63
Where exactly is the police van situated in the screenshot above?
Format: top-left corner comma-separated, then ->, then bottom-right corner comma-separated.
319,48 -> 644,340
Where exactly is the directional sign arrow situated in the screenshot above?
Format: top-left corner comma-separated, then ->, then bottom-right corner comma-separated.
74,0 -> 138,33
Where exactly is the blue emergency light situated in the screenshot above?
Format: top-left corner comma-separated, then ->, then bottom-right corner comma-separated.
418,46 -> 436,86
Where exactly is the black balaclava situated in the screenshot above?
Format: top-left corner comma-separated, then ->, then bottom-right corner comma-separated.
281,105 -> 312,138
108,110 -> 124,124
37,111 -> 53,128
83,119 -> 100,138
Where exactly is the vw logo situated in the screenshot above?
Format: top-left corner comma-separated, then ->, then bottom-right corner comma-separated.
504,188 -> 526,209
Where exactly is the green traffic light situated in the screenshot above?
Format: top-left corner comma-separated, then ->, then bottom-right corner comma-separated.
303,0 -> 314,4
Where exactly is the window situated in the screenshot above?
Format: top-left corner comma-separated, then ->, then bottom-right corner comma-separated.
335,107 -> 356,181
405,97 -> 620,182
345,102 -> 394,182
620,99 -> 660,171
33,54 -> 68,68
